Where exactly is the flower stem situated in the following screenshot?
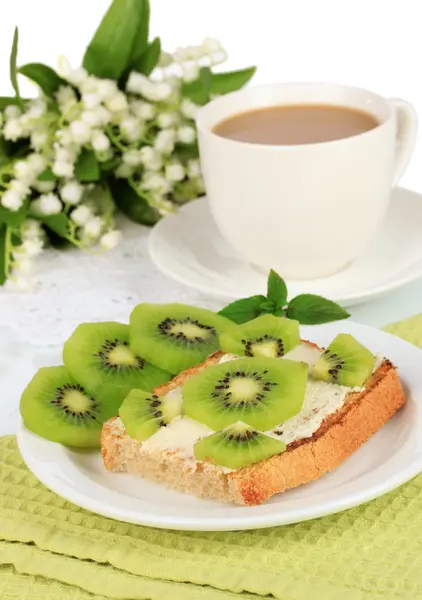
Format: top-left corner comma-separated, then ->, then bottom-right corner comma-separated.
105,126 -> 128,152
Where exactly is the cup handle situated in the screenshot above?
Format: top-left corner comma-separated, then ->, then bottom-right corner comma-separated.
388,98 -> 418,185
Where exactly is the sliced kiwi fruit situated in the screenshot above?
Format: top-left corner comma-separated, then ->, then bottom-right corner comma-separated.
119,388 -> 182,441
220,314 -> 300,358
183,356 -> 307,430
312,333 -> 375,387
194,422 -> 286,470
129,303 -> 232,374
20,366 -> 107,447
63,322 -> 171,417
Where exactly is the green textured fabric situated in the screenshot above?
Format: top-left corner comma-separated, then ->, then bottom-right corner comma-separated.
1,315 -> 422,600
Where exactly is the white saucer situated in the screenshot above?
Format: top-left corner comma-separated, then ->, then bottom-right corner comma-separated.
17,321 -> 422,531
149,187 -> 422,306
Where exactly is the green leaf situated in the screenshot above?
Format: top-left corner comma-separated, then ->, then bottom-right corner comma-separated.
0,202 -> 28,228
19,63 -> 64,97
210,66 -> 256,95
75,149 -> 101,182
218,295 -> 266,324
10,27 -> 23,110
259,298 -> 276,313
37,168 -> 57,182
0,226 -> 6,285
128,0 -> 150,68
108,177 -> 160,226
286,294 -> 350,325
134,37 -> 161,76
83,0 -> 147,80
267,269 -> 288,309
42,214 -> 69,237
182,67 -> 212,105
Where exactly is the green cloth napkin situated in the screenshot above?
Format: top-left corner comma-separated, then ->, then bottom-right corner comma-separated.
1,315 -> 422,600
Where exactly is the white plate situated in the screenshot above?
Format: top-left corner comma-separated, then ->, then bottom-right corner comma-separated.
149,187 -> 422,306
17,320 -> 422,531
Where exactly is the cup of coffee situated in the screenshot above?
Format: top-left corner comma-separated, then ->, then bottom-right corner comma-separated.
196,83 -> 417,279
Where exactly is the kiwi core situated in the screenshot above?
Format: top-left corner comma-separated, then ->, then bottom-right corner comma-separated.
213,369 -> 276,408
52,384 -> 99,419
97,339 -> 144,371
243,335 -> 284,358
108,345 -> 138,367
158,317 -> 216,343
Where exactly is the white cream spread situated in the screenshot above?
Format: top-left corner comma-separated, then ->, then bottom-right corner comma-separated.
128,343 -> 376,471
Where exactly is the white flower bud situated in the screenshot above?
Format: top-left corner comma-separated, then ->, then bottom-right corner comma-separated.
96,79 -> 119,102
66,67 -> 88,87
82,93 -> 101,109
33,180 -> 55,193
4,105 -> 22,120
142,172 -> 171,193
129,100 -> 155,121
126,72 -> 149,95
100,230 -> 122,249
1,189 -> 24,211
3,119 -> 23,141
27,153 -> 47,175
56,85 -> 78,111
122,149 -> 143,166
32,193 -> 62,216
14,160 -> 34,183
21,219 -> 44,240
84,215 -> 104,239
181,99 -> 199,120
30,129 -> 48,151
71,205 -> 92,226
56,128 -> 74,147
9,179 -> 30,197
105,92 -> 128,113
27,99 -> 47,119
210,50 -> 228,66
52,160 -> 74,178
91,131 -> 110,152
157,112 -> 179,129
201,37 -> 223,53
172,47 -> 187,63
19,238 -> 44,258
165,162 -> 185,182
70,120 -> 92,144
177,125 -> 196,144
139,146 -> 162,171
182,63 -> 200,83
115,163 -> 134,179
187,159 -> 201,178
154,129 -> 176,154
119,116 -> 143,142
158,52 -> 173,67
60,180 -> 84,205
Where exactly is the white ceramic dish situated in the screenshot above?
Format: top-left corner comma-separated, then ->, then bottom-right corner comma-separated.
149,187 -> 422,306
17,320 -> 422,531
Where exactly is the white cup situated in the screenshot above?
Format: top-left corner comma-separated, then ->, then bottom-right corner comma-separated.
196,83 -> 417,280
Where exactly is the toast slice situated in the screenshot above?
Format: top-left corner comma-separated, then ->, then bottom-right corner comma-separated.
101,345 -> 406,505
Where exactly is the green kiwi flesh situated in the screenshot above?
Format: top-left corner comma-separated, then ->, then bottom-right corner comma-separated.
20,366 -> 106,448
63,322 -> 171,417
129,303 -> 232,374
194,422 -> 286,470
312,333 -> 375,387
119,388 -> 182,441
220,314 -> 300,358
183,356 -> 307,430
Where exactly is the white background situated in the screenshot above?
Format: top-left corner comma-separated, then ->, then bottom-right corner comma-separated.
0,0 -> 421,326
0,0 -> 421,192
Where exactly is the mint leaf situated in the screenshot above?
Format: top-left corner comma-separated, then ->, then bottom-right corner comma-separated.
259,298 -> 276,313
10,27 -> 23,110
267,269 -> 288,309
75,149 -> 101,182
286,294 -> 350,325
210,66 -> 256,95
83,0 -> 146,80
19,63 -> 64,97
218,295 -> 266,324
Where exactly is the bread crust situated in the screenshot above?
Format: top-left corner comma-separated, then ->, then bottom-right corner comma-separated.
101,350 -> 406,505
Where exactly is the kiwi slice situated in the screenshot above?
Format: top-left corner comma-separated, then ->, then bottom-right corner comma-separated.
312,333 -> 375,387
129,303 -> 232,374
119,388 -> 182,441
20,366 -> 107,447
220,314 -> 300,358
63,322 -> 171,416
183,356 -> 307,430
194,422 -> 285,470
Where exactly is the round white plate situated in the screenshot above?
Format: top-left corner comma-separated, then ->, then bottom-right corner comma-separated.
17,320 -> 422,531
149,187 -> 422,306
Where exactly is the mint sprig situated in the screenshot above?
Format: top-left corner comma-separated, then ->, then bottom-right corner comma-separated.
219,270 -> 350,325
